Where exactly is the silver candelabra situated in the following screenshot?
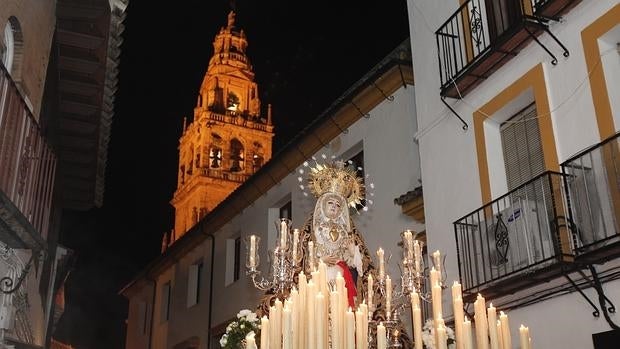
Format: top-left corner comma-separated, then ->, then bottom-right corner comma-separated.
245,218 -> 303,298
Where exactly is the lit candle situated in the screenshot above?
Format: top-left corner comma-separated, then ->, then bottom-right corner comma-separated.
385,275 -> 392,318
519,325 -> 530,349
315,292 -> 326,349
330,290 -> 341,349
306,281 -> 316,349
453,296 -> 464,349
497,320 -> 503,349
367,274 -> 374,312
430,267 -> 439,290
462,317 -> 473,349
280,219 -> 288,248
377,322 -> 387,349
282,305 -> 292,349
260,316 -> 269,349
437,325 -> 448,349
488,303 -> 499,349
292,229 -> 299,262
245,331 -> 257,349
377,248 -> 385,280
274,299 -> 283,349
290,288 -> 299,349
356,307 -> 364,349
249,235 -> 257,268
499,311 -> 511,349
431,280 -> 442,322
346,307 -> 355,349
474,294 -> 489,349
412,305 -> 423,349
360,301 -> 369,349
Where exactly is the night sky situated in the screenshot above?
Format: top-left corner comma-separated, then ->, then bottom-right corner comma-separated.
54,1 -> 410,348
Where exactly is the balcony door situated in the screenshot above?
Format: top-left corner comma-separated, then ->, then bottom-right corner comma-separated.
485,0 -> 523,40
501,103 -> 544,192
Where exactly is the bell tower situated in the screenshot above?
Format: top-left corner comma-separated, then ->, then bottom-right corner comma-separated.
170,11 -> 274,241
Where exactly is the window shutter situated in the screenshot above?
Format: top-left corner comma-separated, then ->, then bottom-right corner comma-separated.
501,103 -> 544,190
187,264 -> 199,308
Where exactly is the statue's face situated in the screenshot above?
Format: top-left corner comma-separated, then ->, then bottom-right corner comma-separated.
324,195 -> 343,219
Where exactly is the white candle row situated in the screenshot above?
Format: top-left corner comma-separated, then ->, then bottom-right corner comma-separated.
259,260 -> 374,349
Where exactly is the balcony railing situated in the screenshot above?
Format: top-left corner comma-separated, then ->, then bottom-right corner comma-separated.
562,133 -> 620,263
0,64 -> 56,245
531,0 -> 581,19
436,0 -> 570,99
453,171 -> 574,301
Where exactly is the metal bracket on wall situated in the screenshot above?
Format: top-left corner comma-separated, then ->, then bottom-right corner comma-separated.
0,251 -> 37,294
440,96 -> 468,131
565,265 -> 619,330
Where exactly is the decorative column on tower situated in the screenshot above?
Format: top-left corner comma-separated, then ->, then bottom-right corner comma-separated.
168,10 -> 275,243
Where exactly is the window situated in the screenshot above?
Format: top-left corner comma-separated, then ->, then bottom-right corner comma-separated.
233,237 -> 241,282
347,150 -> 366,210
160,281 -> 171,322
500,103 -> 544,190
230,139 -> 244,172
279,200 -> 292,220
1,17 -> 22,78
187,261 -> 203,307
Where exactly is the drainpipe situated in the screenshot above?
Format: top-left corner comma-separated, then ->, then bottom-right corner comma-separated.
147,276 -> 156,349
203,231 -> 216,349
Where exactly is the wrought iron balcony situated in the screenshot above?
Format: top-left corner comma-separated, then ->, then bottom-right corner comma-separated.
0,64 -> 56,249
453,171 -> 575,302
562,132 -> 620,264
436,0 -> 573,99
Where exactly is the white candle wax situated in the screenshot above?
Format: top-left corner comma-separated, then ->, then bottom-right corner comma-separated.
315,292 -> 326,349
377,248 -> 385,280
386,275 -> 392,318
260,316 -> 269,349
282,306 -> 292,349
330,290 -> 341,349
280,219 -> 288,248
519,325 -> 529,349
355,308 -> 364,349
308,241 -> 315,271
499,312 -> 511,349
474,294 -> 489,349
292,229 -> 299,262
413,240 -> 422,273
367,274 -> 374,312
274,299 -> 283,349
377,322 -> 387,349
453,296 -> 464,349
345,307 -> 355,349
463,317 -> 473,349
245,331 -> 257,349
249,235 -> 257,268
412,306 -> 423,349
488,303 -> 499,349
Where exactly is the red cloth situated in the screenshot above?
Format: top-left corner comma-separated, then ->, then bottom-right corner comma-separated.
336,261 -> 357,308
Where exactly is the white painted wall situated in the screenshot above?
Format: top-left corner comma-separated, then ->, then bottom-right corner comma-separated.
407,0 -> 620,347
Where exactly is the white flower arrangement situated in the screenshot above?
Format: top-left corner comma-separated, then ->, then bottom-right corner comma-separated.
421,319 -> 456,349
220,309 -> 261,348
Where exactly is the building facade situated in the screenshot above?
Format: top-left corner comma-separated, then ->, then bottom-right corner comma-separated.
408,0 -> 619,347
121,38 -> 418,348
0,0 -> 127,347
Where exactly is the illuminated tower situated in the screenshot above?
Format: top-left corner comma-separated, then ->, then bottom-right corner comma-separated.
170,11 -> 274,240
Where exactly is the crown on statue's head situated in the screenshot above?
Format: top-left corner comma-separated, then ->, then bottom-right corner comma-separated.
307,160 -> 365,208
